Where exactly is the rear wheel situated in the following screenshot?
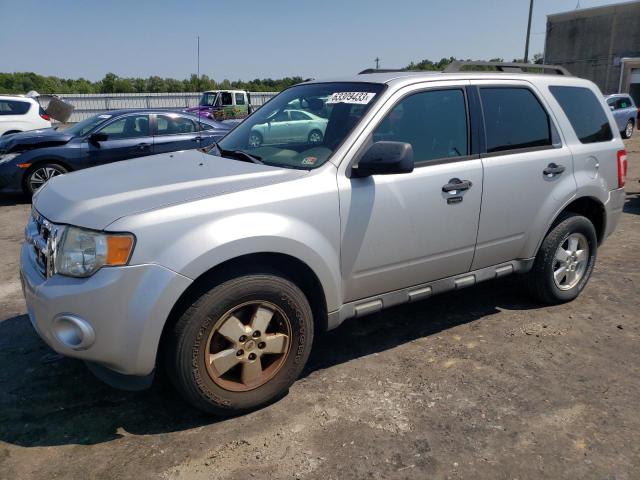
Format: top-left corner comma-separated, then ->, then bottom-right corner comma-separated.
525,213 -> 597,304
622,120 -> 634,139
308,129 -> 323,144
248,132 -> 263,148
165,273 -> 314,415
24,163 -> 68,195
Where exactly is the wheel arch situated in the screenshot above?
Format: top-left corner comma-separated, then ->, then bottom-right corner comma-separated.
542,196 -> 606,249
159,252 -> 330,361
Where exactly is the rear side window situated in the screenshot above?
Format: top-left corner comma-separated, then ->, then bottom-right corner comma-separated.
0,100 -> 31,116
480,88 -> 551,153
373,89 -> 468,162
235,93 -> 245,105
549,86 -> 613,144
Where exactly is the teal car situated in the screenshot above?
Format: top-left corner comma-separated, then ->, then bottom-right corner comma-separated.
248,109 -> 328,147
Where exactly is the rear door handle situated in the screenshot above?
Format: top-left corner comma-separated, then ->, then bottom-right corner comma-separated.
442,178 -> 473,193
543,163 -> 565,176
192,136 -> 202,142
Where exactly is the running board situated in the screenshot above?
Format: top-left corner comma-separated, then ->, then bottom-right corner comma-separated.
327,259 -> 534,330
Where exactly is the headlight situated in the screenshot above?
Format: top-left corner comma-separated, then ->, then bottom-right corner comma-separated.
54,226 -> 135,277
0,152 -> 21,165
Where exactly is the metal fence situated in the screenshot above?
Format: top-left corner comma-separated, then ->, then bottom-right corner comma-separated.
38,91 -> 278,123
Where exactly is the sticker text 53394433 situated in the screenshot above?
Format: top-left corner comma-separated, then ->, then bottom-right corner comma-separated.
327,92 -> 376,105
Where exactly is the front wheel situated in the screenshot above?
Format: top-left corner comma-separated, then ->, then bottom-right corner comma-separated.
24,163 -> 68,195
247,131 -> 263,148
525,213 -> 597,305
165,273 -> 314,415
308,129 -> 323,144
622,120 -> 634,139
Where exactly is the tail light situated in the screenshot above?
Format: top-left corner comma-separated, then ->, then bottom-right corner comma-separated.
617,149 -> 628,188
40,112 -> 50,121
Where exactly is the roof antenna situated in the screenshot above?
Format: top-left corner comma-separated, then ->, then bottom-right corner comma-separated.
374,57 -> 380,70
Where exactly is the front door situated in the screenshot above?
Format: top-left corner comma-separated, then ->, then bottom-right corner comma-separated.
470,81 -> 576,270
339,86 -> 483,302
86,114 -> 153,166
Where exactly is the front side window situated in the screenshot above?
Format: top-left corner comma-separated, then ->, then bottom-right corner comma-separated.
156,115 -> 197,135
0,100 -> 31,115
235,93 -> 245,105
97,115 -> 150,139
373,89 -> 468,162
480,87 -> 551,153
549,86 -> 613,144
220,92 -> 233,106
215,82 -> 385,169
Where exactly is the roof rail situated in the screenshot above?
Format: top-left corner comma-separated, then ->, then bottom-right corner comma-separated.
443,61 -> 572,76
358,68 -> 410,74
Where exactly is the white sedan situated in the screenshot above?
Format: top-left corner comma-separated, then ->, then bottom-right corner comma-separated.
248,109 -> 328,147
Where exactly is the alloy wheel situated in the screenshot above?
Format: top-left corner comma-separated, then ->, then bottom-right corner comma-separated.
205,301 -> 291,392
29,166 -> 64,192
625,121 -> 634,138
309,131 -> 322,143
552,233 -> 589,290
248,134 -> 262,148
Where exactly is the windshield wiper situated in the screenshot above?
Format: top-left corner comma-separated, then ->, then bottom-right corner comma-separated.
218,147 -> 263,165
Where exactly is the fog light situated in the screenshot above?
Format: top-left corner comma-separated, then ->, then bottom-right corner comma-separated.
52,314 -> 95,350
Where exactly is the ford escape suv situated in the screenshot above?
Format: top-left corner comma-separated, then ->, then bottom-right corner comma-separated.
20,62 -> 627,415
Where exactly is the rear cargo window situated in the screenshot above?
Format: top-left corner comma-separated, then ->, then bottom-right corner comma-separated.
0,99 -> 31,115
549,86 -> 613,144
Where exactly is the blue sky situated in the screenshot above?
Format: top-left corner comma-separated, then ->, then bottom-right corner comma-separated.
0,0 -> 626,81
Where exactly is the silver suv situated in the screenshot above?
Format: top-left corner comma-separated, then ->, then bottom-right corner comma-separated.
20,63 -> 628,415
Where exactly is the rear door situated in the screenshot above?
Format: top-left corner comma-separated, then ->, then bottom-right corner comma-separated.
470,80 -> 576,270
152,114 -> 201,154
86,114 -> 153,166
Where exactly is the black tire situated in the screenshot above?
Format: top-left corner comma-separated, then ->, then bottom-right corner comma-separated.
308,129 -> 323,144
247,131 -> 263,148
621,120 -> 634,139
23,162 -> 68,196
165,273 -> 314,415
525,213 -> 597,305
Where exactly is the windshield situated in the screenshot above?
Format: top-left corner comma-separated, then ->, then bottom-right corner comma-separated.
214,82 -> 385,169
200,92 -> 219,106
64,114 -> 112,136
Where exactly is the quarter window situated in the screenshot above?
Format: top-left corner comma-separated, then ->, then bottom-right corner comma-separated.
373,89 -> 468,162
0,100 -> 31,115
549,86 -> 613,144
97,115 -> 149,138
480,88 -> 551,153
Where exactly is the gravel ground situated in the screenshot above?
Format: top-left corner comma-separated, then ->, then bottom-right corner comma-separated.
0,136 -> 639,480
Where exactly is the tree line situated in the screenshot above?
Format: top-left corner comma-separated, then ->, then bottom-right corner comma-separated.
0,55 -> 544,94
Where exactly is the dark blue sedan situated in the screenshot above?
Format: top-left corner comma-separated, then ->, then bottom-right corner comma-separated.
0,109 -> 235,195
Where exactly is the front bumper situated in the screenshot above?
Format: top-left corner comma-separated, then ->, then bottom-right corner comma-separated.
20,242 -> 192,378
0,162 -> 23,192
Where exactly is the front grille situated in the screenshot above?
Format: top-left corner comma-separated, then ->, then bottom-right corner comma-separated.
25,209 -> 59,278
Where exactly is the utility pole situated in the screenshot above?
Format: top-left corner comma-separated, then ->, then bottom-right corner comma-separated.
374,57 -> 380,70
197,35 -> 200,92
524,0 -> 534,63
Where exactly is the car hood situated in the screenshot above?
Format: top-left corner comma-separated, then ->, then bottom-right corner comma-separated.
0,128 -> 74,154
34,149 -> 307,230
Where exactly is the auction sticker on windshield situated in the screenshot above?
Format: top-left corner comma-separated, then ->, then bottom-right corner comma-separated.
327,92 -> 376,104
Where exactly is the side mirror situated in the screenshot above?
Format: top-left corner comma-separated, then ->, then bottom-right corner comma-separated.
351,141 -> 414,177
88,132 -> 108,144
609,105 -> 615,111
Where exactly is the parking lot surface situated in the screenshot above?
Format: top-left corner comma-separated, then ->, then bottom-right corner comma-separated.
0,137 -> 639,480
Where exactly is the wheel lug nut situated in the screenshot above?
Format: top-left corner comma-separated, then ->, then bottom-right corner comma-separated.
258,342 -> 266,349
236,349 -> 244,356
252,331 -> 261,338
239,335 -> 247,342
248,353 -> 257,360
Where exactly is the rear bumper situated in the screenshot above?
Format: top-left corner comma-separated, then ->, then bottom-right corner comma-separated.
603,187 -> 626,241
20,242 -> 192,378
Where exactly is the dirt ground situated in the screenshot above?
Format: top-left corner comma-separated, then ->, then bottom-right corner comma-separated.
0,136 -> 639,480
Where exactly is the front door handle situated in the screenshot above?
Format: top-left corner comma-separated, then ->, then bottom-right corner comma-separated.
192,136 -> 202,142
543,163 -> 565,176
442,178 -> 473,193
137,143 -> 151,151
